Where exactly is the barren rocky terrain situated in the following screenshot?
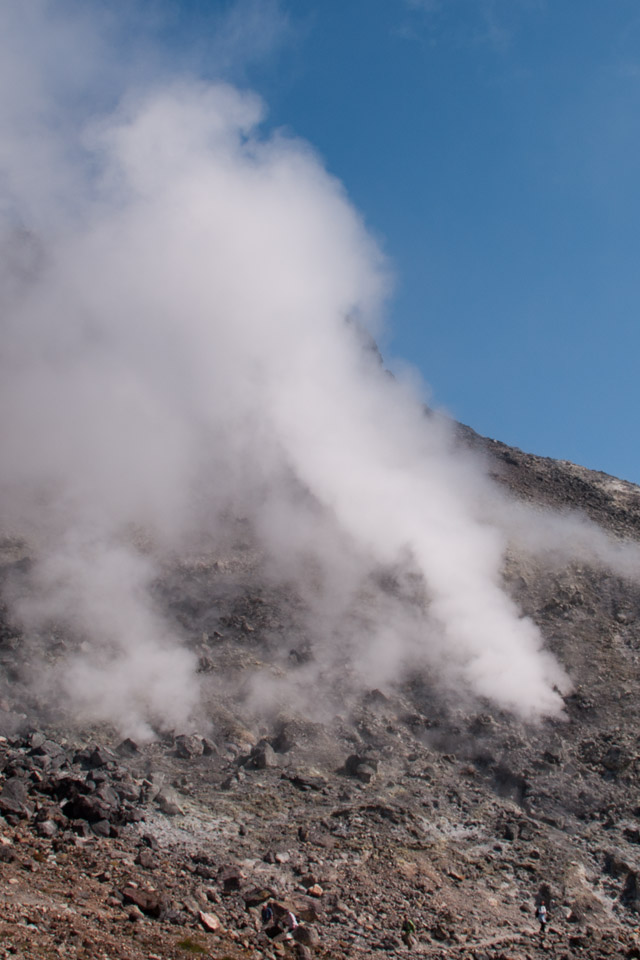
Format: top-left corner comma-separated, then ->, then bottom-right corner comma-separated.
2,430 -> 640,959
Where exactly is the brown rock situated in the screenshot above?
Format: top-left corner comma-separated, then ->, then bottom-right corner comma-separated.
199,910 -> 221,932
121,886 -> 166,919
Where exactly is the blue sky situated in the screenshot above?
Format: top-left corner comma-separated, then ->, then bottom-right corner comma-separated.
128,1 -> 640,482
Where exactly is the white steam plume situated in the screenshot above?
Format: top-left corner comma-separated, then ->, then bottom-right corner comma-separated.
0,2 -> 586,734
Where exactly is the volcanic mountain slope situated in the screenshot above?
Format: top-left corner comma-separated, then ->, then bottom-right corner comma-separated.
2,435 -> 640,960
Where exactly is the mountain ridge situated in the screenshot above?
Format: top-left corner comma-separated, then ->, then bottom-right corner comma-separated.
1,433 -> 640,959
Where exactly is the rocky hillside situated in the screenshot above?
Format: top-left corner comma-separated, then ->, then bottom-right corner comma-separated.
2,434 -> 640,960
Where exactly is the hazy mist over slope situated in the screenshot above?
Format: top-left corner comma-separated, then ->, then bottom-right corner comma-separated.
4,2 -> 638,737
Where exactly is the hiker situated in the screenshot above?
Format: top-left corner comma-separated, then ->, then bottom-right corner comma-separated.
401,916 -> 416,947
260,902 -> 282,942
272,908 -> 299,942
535,902 -> 547,935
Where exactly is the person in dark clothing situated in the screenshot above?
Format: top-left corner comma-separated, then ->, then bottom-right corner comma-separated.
401,916 -> 416,947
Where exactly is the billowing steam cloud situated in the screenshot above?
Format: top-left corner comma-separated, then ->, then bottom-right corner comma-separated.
0,2 -> 593,735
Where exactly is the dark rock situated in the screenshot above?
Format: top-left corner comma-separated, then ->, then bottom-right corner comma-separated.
87,745 -> 116,769
604,850 -> 632,877
31,739 -> 66,759
119,803 -> 145,823
282,772 -> 327,792
65,794 -> 115,823
622,871 -> 640,909
293,924 -> 319,947
52,775 -> 91,803
248,739 -> 277,770
114,778 -> 141,803
0,776 -> 33,818
243,886 -> 274,907
116,738 -> 139,757
94,783 -> 119,807
355,763 -> 376,784
602,745 -> 634,774
71,819 -> 92,838
135,848 -> 155,869
175,734 -> 204,759
344,754 -> 378,782
218,864 -> 244,891
121,885 -> 166,919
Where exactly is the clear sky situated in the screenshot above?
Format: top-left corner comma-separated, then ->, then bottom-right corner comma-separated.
119,1 -> 640,482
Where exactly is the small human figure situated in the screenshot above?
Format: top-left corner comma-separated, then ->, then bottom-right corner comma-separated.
261,903 -> 274,926
401,916 -> 416,947
535,902 -> 547,936
284,909 -> 299,936
273,908 -> 299,942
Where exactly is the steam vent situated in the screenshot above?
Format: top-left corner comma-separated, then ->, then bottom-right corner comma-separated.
1,6 -> 640,958
2,426 -> 640,959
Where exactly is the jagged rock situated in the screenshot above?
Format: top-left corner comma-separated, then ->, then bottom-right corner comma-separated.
64,794 -> 115,823
248,739 -> 277,769
116,738 -> 139,756
114,777 -> 141,803
31,739 -> 66,760
0,776 -> 33,818
243,886 -> 274,907
181,896 -> 201,916
155,791 -> 183,816
94,782 -> 119,807
121,886 -> 166,919
87,745 -> 116,768
218,864 -> 244,891
282,772 -> 327,791
175,734 -> 204,759
354,763 -> 376,784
